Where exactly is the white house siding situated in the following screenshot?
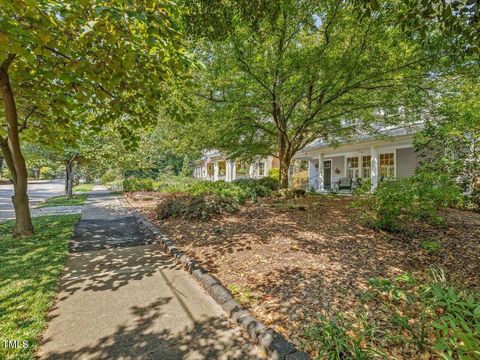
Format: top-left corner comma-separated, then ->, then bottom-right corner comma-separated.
329,156 -> 345,184
396,147 -> 420,178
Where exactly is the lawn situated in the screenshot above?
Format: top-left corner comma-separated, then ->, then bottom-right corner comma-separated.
38,194 -> 88,208
128,191 -> 480,358
73,183 -> 94,193
0,215 -> 80,360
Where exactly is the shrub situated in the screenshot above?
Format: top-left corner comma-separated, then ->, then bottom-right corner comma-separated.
123,178 -> 155,192
101,169 -> 121,184
39,166 -> 56,180
268,168 -> 280,181
158,194 -> 238,220
353,173 -> 462,231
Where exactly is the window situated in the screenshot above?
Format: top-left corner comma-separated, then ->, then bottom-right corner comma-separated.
362,155 -> 371,178
380,153 -> 395,178
208,163 -> 214,175
236,162 -> 248,175
218,162 -> 226,176
258,162 -> 265,176
346,157 -> 359,179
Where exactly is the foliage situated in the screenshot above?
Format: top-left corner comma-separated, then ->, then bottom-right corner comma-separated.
367,272 -> 480,359
101,169 -> 122,184
38,194 -> 88,208
123,178 -> 155,192
227,284 -> 255,306
353,173 -> 463,231
0,215 -> 80,359
172,0 -> 438,187
303,271 -> 480,359
39,166 -> 56,180
268,168 -> 280,182
160,177 -> 278,203
414,79 -> 480,198
303,311 -> 379,359
158,193 -> 238,220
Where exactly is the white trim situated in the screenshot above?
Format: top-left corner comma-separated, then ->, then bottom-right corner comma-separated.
323,159 -> 332,189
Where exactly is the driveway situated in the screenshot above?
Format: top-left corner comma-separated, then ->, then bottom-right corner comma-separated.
0,179 -> 65,220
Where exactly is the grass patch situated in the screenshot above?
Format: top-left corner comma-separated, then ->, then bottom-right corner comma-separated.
38,194 -> 88,208
0,215 -> 80,360
73,183 -> 94,193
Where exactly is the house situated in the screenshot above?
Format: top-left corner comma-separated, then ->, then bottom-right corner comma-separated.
292,123 -> 423,191
193,150 -> 279,182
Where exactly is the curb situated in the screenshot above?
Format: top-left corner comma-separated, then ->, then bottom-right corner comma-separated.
124,195 -> 310,360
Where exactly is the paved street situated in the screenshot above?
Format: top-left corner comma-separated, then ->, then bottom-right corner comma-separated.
38,186 -> 260,359
0,179 -> 65,220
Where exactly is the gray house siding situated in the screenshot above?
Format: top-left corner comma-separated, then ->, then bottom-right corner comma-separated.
396,147 -> 420,178
329,156 -> 345,183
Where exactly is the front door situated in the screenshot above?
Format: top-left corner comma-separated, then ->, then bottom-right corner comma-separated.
323,160 -> 331,189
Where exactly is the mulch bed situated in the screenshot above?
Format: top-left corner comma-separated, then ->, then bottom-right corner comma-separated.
126,191 -> 480,353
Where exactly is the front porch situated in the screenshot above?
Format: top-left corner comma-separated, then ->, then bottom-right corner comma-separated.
299,143 -> 418,192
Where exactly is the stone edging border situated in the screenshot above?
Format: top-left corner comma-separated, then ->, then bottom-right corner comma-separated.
119,194 -> 310,360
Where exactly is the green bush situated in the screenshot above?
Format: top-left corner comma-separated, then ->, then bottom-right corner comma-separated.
39,166 -> 56,180
158,194 -> 238,220
123,178 -> 155,192
101,169 -> 121,184
353,173 -> 462,231
268,168 -> 280,181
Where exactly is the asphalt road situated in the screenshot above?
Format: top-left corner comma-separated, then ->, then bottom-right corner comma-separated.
0,179 -> 66,220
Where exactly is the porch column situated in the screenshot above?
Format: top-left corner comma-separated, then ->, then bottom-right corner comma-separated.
308,159 -> 315,189
226,160 -> 232,182
214,161 -> 219,181
232,161 -> 237,181
249,163 -> 255,178
318,153 -> 324,192
371,146 -> 379,190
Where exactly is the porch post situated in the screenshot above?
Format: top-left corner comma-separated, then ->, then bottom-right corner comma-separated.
371,146 -> 379,190
232,161 -> 237,181
225,160 -> 232,182
249,163 -> 255,178
214,161 -> 219,181
318,153 -> 324,192
308,159 -> 315,189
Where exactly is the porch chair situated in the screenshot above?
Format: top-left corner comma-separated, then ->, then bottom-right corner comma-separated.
338,177 -> 353,190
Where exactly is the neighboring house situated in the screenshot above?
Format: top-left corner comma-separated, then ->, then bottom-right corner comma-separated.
293,123 -> 424,192
193,150 -> 279,182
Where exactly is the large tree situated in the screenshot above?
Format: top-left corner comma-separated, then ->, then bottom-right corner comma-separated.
0,0 -> 187,235
179,0 -> 442,188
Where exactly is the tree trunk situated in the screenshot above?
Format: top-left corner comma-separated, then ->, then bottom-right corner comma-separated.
278,132 -> 292,189
0,57 -> 34,236
65,158 -> 77,198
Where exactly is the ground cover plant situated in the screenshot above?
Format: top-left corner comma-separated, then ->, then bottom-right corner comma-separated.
0,215 -> 80,360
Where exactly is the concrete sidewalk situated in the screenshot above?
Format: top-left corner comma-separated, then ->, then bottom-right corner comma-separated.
38,186 -> 259,360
